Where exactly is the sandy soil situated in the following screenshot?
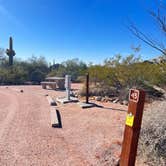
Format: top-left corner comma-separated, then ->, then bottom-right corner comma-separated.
0,84 -> 128,166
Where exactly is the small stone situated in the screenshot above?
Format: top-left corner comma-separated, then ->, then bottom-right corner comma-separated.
119,101 -> 123,105
122,100 -> 128,105
101,98 -> 106,102
104,96 -> 111,102
110,97 -> 117,102
90,96 -> 95,100
70,91 -> 75,97
113,98 -> 119,103
95,96 -> 102,101
95,153 -> 100,159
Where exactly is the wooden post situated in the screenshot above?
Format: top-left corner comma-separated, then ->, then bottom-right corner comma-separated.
120,89 -> 145,166
86,73 -> 89,104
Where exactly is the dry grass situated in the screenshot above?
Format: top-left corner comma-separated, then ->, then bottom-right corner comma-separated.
137,101 -> 166,166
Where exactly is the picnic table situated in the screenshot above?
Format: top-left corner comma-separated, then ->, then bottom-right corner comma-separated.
41,77 -> 65,90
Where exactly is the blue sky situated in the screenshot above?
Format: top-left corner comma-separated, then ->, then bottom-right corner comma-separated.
0,0 -> 164,64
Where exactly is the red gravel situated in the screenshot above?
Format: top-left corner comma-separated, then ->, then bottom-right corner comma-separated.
0,84 -> 127,166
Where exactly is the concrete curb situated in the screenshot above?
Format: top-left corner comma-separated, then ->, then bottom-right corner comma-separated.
56,97 -> 79,104
78,102 -> 95,109
50,108 -> 62,128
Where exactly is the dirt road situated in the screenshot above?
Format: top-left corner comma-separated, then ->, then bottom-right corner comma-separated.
0,85 -> 127,166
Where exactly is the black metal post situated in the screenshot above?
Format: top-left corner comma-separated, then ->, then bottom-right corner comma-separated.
86,73 -> 89,104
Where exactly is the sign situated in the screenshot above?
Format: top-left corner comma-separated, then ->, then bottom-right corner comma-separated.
120,89 -> 145,166
125,113 -> 134,127
129,89 -> 139,103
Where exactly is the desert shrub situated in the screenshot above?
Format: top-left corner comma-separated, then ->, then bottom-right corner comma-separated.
79,84 -> 118,97
87,54 -> 166,100
0,56 -> 49,85
137,101 -> 166,165
48,58 -> 87,82
29,69 -> 45,84
0,65 -> 28,85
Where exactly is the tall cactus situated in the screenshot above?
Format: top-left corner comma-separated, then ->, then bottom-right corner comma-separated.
6,37 -> 16,66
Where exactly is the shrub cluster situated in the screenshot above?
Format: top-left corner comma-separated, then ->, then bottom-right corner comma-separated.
0,54 -> 87,84
87,54 -> 166,99
0,56 -> 49,85
48,58 -> 87,82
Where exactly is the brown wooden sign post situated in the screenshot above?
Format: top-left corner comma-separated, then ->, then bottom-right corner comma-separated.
120,89 -> 145,166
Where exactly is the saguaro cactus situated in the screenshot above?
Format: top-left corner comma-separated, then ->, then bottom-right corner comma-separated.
6,37 -> 16,66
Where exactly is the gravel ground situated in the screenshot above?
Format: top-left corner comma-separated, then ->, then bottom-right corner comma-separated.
0,85 -> 127,166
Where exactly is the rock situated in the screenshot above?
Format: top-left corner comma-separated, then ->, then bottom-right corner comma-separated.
70,91 -> 75,97
104,96 -> 111,102
153,85 -> 166,94
119,100 -> 123,105
95,96 -> 102,101
122,100 -> 128,105
110,97 -> 117,102
101,97 -> 110,102
72,91 -> 79,97
101,98 -> 106,102
90,96 -> 95,100
113,98 -> 119,103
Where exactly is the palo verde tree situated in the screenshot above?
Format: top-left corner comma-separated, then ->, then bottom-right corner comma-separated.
128,1 -> 166,56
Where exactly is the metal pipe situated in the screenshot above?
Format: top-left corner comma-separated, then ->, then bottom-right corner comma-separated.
86,73 -> 89,104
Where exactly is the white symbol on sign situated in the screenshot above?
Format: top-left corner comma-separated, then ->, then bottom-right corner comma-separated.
129,89 -> 139,103
131,92 -> 138,100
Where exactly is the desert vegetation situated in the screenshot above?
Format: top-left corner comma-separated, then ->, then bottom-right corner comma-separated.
80,53 -> 166,102
137,100 -> 166,166
1,48 -> 166,100
0,49 -> 87,84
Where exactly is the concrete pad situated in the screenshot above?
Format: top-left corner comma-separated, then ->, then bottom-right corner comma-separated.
46,96 -> 57,106
50,108 -> 62,128
56,96 -> 79,104
78,102 -> 95,109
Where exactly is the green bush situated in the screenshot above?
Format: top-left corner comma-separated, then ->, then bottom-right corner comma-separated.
48,58 -> 87,82
87,54 -> 166,99
0,56 -> 49,85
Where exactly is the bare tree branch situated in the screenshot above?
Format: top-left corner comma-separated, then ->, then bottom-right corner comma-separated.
127,1 -> 166,56
127,23 -> 166,55
150,9 -> 166,36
